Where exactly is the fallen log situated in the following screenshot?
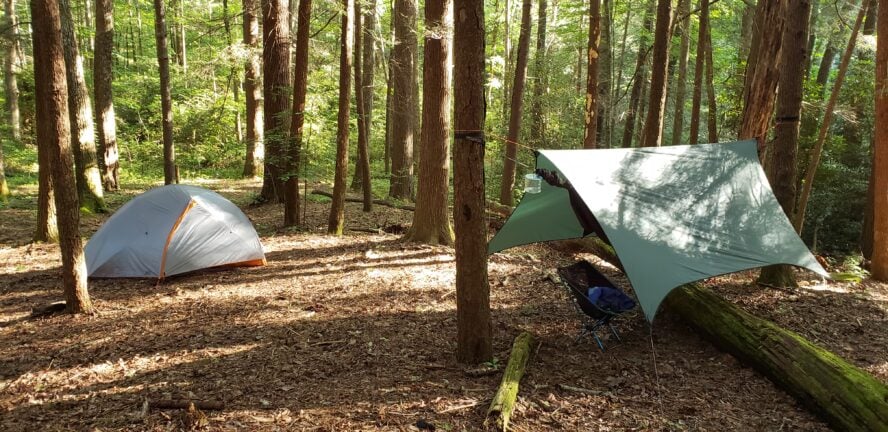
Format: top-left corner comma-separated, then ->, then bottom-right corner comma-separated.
148,399 -> 225,411
571,236 -> 888,432
310,190 -> 415,211
486,331 -> 534,431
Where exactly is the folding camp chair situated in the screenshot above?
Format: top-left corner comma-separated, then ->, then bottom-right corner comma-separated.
556,261 -> 636,351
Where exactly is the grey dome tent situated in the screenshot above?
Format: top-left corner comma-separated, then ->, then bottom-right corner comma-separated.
86,185 -> 266,280
488,140 -> 827,321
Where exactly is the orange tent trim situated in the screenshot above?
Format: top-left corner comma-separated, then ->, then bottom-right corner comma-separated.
158,199 -> 197,281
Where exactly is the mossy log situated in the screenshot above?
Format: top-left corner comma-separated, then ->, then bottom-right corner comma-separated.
570,236 -> 888,432
486,331 -> 535,431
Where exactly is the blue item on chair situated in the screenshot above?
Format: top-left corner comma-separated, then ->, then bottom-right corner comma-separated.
556,261 -> 637,351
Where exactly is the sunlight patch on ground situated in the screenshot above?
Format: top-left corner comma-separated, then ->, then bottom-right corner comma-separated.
799,281 -> 849,294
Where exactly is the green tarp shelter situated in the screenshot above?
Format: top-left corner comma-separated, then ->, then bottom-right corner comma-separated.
488,140 -> 827,321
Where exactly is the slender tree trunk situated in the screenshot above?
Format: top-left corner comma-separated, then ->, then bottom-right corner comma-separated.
153,0 -> 177,184
328,0 -> 353,234
3,0 -> 21,141
670,0 -> 690,145
497,0 -> 531,206
60,0 -> 105,213
582,0 -> 600,149
0,132 -> 7,204
804,2 -> 818,79
35,142 -> 58,242
872,0 -> 888,280
453,0 -> 492,364
738,0 -> 754,65
620,1 -> 653,148
351,0 -> 378,191
598,0 -> 613,147
863,0 -> 877,35
739,0 -> 788,151
261,0 -> 291,202
529,0 -> 547,149
502,0 -> 512,134
389,0 -> 417,199
794,0 -> 866,233
757,0 -> 811,288
353,3 -> 372,211
285,0 -> 311,226
95,0 -> 118,191
176,0 -> 186,72
704,18 -> 717,143
689,0 -> 708,144
815,41 -> 837,97
384,46 -> 393,175
405,0 -> 453,244
30,0 -> 92,313
640,0 -> 672,148
242,0 -> 264,178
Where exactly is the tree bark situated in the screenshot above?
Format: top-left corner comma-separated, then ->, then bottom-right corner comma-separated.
670,0 -> 690,145
352,7 -> 372,211
497,0 -> 531,206
176,0 -> 186,72
35,141 -> 58,242
738,0 -> 754,67
95,0 -> 118,191
869,0 -> 887,280
704,17 -> 718,143
757,0 -> 811,288
577,235 -> 888,432
404,0 -> 453,245
863,0 -> 877,35
689,0 -> 709,144
260,0 -> 291,202
794,0 -> 866,234
153,0 -> 177,185
815,41 -> 837,97
285,0 -> 311,226
30,0 -> 92,313
453,0 -> 492,364
328,0 -> 353,235
620,0 -> 653,149
351,0 -> 378,191
739,0 -> 787,151
3,0 -> 21,141
582,0 -> 600,149
598,0 -> 612,147
529,0 -> 547,150
384,43 -> 392,175
60,0 -> 105,213
389,0 -> 417,200
639,0 -> 672,148
242,0 -> 264,178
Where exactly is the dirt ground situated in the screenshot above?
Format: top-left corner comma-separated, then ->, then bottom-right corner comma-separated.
1,180 -> 886,431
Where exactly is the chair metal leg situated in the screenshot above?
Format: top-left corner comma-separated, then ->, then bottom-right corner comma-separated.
609,323 -> 622,342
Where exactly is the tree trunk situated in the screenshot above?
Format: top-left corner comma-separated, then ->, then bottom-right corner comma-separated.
578,235 -> 888,432
260,0 -> 291,202
0,138 -> 7,203
242,0 -> 264,178
353,2 -> 372,211
739,0 -> 787,151
35,142 -> 58,242
620,0 -> 653,149
351,0 -> 377,191
327,0 -> 353,235
3,0 -> 21,141
404,0 -> 452,245
757,0 -> 811,288
30,0 -> 93,314
863,0 -> 877,35
453,0 -> 492,364
94,0 -> 118,191
60,0 -> 105,213
804,3 -> 818,79
794,0 -> 866,234
582,0 -> 600,149
176,0 -> 186,73
689,0 -> 709,145
501,0 -> 512,136
285,0 -> 311,226
598,0 -> 612,147
704,18 -> 717,143
670,0 -> 690,145
153,0 -> 177,185
815,41 -> 836,96
497,0 -> 531,206
529,0 -> 547,150
639,0 -> 672,148
384,45 -> 392,175
738,0 -> 754,66
389,0 -> 417,200
867,0 -> 887,280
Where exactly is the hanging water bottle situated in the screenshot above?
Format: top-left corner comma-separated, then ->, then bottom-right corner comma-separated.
524,173 -> 542,194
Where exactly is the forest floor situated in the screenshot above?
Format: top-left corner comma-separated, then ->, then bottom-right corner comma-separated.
1,179 -> 886,432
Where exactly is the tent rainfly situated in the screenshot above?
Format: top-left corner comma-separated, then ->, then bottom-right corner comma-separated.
488,140 -> 827,321
86,185 -> 266,280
